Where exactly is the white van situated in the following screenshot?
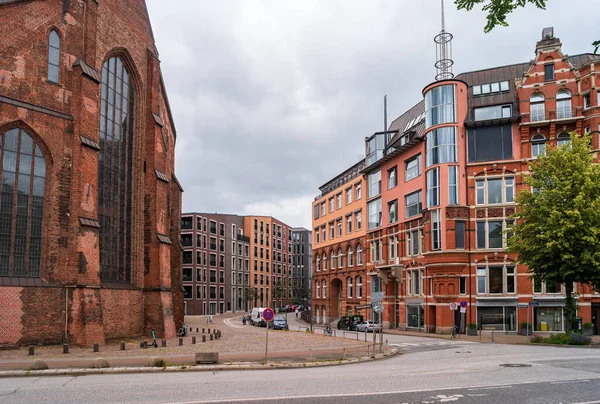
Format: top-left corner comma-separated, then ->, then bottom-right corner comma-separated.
250,307 -> 265,326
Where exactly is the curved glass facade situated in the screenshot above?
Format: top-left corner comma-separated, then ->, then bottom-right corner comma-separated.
425,126 -> 457,167
425,84 -> 455,128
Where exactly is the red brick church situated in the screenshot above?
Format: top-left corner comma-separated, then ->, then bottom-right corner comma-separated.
0,0 -> 183,346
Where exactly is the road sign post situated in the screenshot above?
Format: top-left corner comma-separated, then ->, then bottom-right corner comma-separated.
263,308 -> 275,364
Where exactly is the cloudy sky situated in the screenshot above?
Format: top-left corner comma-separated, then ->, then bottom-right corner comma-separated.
146,0 -> 599,230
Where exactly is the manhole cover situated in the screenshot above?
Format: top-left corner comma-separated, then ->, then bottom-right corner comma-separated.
499,363 -> 532,368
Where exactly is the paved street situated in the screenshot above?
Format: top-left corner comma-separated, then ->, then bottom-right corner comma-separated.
2,334 -> 600,404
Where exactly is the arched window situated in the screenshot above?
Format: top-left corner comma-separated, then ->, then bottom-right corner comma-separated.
315,254 -> 320,272
322,253 -> 327,271
357,244 -> 363,265
530,93 -> 545,122
531,134 -> 546,158
99,56 -> 134,282
356,276 -> 363,298
557,132 -> 571,148
347,246 -> 354,266
330,250 -> 336,269
315,280 -> 320,298
48,30 -> 60,83
556,90 -> 572,119
337,247 -> 343,268
347,277 -> 353,298
0,128 -> 46,278
322,281 -> 327,298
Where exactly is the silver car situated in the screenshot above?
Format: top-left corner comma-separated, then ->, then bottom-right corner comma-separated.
356,321 -> 383,333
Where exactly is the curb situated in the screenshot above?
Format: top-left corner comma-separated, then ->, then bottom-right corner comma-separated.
0,348 -> 399,378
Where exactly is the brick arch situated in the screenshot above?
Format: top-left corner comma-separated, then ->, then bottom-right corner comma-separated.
0,120 -> 54,166
101,47 -> 143,95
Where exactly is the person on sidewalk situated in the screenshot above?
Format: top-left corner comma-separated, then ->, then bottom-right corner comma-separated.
242,316 -> 247,325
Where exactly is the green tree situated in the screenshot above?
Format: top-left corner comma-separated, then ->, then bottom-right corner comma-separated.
454,0 -> 598,51
243,286 -> 257,309
271,280 -> 286,309
507,132 -> 600,329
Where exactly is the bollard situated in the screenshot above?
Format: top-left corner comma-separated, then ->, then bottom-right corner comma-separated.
202,335 -> 206,343
162,339 -> 167,347
491,330 -> 495,343
218,330 -> 221,339
179,337 -> 183,346
192,336 -> 196,344
63,344 -> 69,354
142,340 -> 148,349
28,346 -> 34,356
210,334 -> 213,341
120,341 -> 126,351
93,343 -> 99,353
343,348 -> 346,359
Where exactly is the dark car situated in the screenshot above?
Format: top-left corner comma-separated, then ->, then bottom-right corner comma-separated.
337,315 -> 364,330
269,315 -> 289,330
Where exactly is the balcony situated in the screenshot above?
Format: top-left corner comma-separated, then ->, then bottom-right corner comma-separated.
523,108 -> 582,126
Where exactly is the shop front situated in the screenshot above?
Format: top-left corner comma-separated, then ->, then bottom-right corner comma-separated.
406,299 -> 424,330
532,299 -> 565,332
476,298 -> 517,332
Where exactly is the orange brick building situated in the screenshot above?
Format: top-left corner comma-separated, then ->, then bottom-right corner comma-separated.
313,28 -> 600,335
0,0 -> 183,346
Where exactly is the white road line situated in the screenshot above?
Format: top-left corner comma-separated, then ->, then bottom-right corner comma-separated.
223,318 -> 244,329
569,401 -> 600,404
550,380 -> 590,385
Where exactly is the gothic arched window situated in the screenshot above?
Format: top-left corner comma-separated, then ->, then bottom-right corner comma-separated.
99,56 -> 134,282
48,30 -> 60,83
0,128 -> 46,278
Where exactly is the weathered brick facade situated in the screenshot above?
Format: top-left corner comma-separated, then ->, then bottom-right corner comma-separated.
0,0 -> 182,346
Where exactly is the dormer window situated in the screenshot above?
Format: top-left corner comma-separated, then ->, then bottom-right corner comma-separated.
544,64 -> 554,81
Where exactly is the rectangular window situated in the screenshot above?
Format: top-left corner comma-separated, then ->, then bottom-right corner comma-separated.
337,220 -> 342,236
337,193 -> 342,209
488,221 -> 503,248
473,104 -> 512,121
313,204 -> 319,220
219,223 -> 225,236
500,81 -> 509,91
431,209 -> 441,250
427,168 -> 440,208
329,198 -> 334,212
405,190 -> 422,218
356,184 -> 362,200
183,251 -> 192,265
459,277 -> 467,295
368,199 -> 382,230
405,154 -> 421,182
210,253 -> 216,267
455,221 -> 465,249
346,215 -> 353,233
210,270 -> 217,283
182,268 -> 193,282
407,229 -> 419,256
467,124 -> 513,162
209,220 -> 217,234
472,85 -> 481,95
387,166 -> 397,189
489,267 -> 503,294
448,166 -> 459,204
183,286 -> 193,299
321,226 -> 326,241
388,199 -> 398,224
477,268 -> 486,294
181,217 -> 193,230
329,223 -> 334,239
476,177 -> 514,205
356,211 -> 362,231
346,188 -> 352,204
544,64 -> 554,81
368,170 -> 382,198
321,203 -> 326,216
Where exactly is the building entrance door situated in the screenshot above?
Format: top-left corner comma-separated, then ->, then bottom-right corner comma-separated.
592,304 -> 600,335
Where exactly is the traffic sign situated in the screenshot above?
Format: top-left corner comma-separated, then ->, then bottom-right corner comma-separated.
517,304 -> 529,309
263,308 -> 275,322
460,307 -> 466,313
449,302 -> 458,310
374,304 -> 384,314
356,304 -> 372,309
460,300 -> 468,308
371,292 -> 384,303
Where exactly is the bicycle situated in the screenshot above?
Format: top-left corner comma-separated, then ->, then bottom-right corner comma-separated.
323,325 -> 333,337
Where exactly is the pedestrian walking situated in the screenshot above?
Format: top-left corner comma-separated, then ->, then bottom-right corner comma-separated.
242,316 -> 247,325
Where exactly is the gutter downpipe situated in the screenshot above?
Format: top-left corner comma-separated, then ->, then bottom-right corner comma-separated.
464,124 -> 473,328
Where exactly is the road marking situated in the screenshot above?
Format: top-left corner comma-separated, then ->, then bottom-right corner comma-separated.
467,386 -> 512,391
550,379 -> 590,385
156,377 -> 599,404
223,318 -> 244,329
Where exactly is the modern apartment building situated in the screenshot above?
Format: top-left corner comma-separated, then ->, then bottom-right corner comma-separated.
311,161 -> 369,324
244,216 -> 294,310
313,27 -> 600,335
181,213 -> 250,315
291,228 -> 312,304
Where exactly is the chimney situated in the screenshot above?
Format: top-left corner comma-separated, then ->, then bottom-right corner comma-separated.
535,27 -> 561,54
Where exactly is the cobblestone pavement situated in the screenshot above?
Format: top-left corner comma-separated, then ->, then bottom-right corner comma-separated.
0,313 -> 372,369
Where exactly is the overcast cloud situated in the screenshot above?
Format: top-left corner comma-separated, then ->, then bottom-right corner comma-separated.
146,0 -> 599,230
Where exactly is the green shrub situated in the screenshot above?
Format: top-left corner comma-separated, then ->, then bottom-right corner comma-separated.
152,357 -> 166,368
519,321 -> 531,329
543,333 -> 570,345
583,322 -> 593,329
530,335 -> 544,343
568,334 -> 592,345
467,322 -> 477,329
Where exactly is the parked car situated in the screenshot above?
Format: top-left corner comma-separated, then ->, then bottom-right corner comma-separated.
269,315 -> 289,330
250,307 -> 266,327
337,315 -> 364,330
355,321 -> 382,333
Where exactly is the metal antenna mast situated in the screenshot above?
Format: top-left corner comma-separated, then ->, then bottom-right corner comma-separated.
434,0 -> 454,80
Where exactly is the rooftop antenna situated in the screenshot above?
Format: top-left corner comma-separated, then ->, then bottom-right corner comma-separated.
434,0 -> 454,80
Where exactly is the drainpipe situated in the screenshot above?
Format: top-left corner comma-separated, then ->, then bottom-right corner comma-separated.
64,287 -> 69,343
464,125 -> 473,327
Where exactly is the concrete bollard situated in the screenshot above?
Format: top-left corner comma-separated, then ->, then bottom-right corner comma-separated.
120,342 -> 126,351
202,335 -> 206,343
161,339 -> 167,347
63,344 -> 69,354
192,336 -> 196,344
28,346 -> 34,356
93,343 -> 99,353
142,341 -> 148,349
179,337 -> 183,346
210,334 -> 213,341
217,330 -> 221,339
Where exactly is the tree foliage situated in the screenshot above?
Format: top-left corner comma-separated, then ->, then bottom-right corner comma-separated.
507,133 -> 600,325
243,286 -> 257,304
455,0 -> 598,52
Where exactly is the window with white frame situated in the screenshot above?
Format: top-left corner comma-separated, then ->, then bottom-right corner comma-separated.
368,170 -> 382,198
475,177 -> 514,205
329,223 -> 334,239
316,254 -> 321,272
448,166 -> 459,204
405,154 -> 422,182
476,219 -> 514,249
347,277 -> 353,298
322,281 -> 327,298
406,228 -> 420,256
405,191 -> 422,218
357,245 -> 363,265
476,265 -> 516,294
406,269 -> 424,296
346,215 -> 353,233
388,235 -> 399,259
584,93 -> 591,109
370,240 -> 382,263
388,199 -> 398,224
356,276 -> 363,298
321,226 -> 326,242
427,168 -> 440,207
557,132 -> 571,148
388,166 -> 397,189
331,251 -> 336,269
337,248 -> 343,268
356,211 -> 362,230
556,90 -> 572,119
337,220 -> 342,236
329,198 -> 334,212
368,198 -> 382,230
337,193 -> 342,209
531,134 -> 546,158
346,188 -> 352,204
356,184 -> 362,200
321,202 -> 326,216
533,279 -> 563,294
347,246 -> 354,266
316,280 -> 320,298
322,253 -> 328,270
431,209 -> 441,250
530,93 -> 545,122
426,127 -> 457,167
